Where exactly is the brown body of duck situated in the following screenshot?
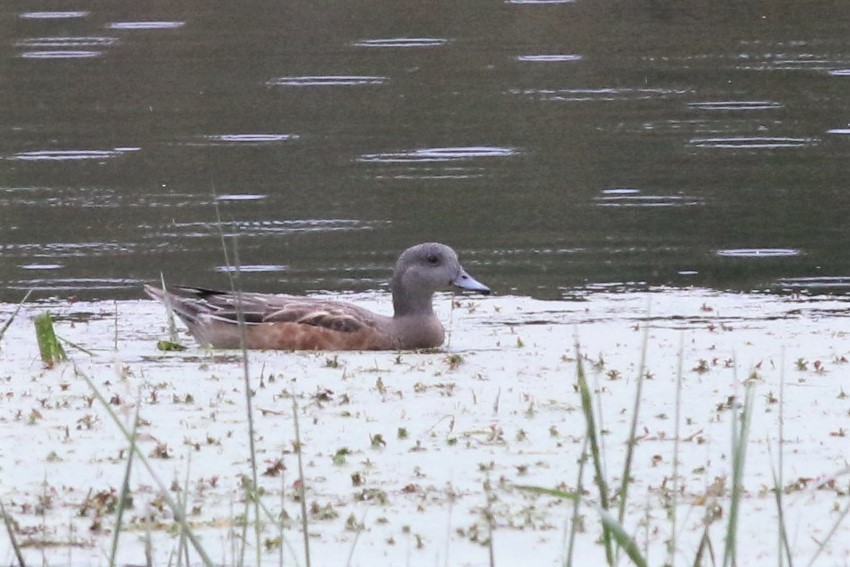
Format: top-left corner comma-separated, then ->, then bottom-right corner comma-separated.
144,243 -> 490,350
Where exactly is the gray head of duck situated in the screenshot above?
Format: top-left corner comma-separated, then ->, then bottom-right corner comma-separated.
391,242 -> 490,316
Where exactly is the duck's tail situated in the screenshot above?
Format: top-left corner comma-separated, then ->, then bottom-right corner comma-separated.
143,284 -> 214,337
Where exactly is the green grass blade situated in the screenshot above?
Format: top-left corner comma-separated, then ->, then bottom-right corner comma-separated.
292,395 -> 312,567
598,508 -> 648,567
768,458 -> 793,567
212,187 -> 236,292
617,309 -> 651,526
723,380 -> 755,567
34,311 -> 68,367
669,333 -> 685,566
806,494 -> 850,567
0,498 -> 25,567
57,334 -> 96,356
771,353 -> 793,567
692,525 -> 717,567
279,466 -> 286,567
0,290 -> 32,343
109,401 -> 141,566
575,345 -> 614,565
75,364 -> 215,567
226,234 -> 263,567
482,477 -> 496,567
513,485 -> 579,502
177,450 -> 193,567
566,438 -> 589,567
158,273 -> 181,344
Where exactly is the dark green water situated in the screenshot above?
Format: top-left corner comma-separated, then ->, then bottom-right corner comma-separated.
3,0 -> 850,301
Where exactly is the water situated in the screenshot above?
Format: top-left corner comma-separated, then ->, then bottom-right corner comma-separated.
3,0 -> 850,301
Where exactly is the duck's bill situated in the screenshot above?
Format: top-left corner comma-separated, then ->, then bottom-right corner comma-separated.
452,270 -> 491,295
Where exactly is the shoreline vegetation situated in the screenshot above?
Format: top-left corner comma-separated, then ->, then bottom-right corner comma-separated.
1,289 -> 849,566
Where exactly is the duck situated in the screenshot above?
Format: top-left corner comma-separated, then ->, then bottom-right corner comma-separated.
144,242 -> 490,350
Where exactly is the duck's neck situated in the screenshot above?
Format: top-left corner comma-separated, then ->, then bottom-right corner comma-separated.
392,289 -> 435,317
391,273 -> 435,317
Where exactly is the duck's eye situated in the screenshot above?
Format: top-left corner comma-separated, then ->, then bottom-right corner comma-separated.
426,254 -> 440,266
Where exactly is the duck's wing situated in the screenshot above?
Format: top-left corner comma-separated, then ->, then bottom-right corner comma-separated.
262,303 -> 371,333
146,285 -> 380,333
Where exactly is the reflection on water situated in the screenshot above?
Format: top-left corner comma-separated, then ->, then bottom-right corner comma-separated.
516,54 -> 582,62
107,21 -> 185,30
267,76 -> 389,87
19,11 -> 89,19
506,0 -> 574,4
10,149 -> 139,161
19,264 -> 63,270
358,146 -> 517,163
159,219 -> 376,239
509,87 -> 690,102
19,50 -> 102,59
595,189 -> 703,208
357,146 -> 517,180
352,38 -> 448,48
200,134 -> 299,145
734,40 -> 846,72
4,0 -> 850,300
688,137 -> 817,149
214,194 -> 268,201
6,242 -> 135,257
777,276 -> 850,291
15,37 -> 117,59
717,249 -> 802,258
687,101 -> 783,111
215,264 -> 287,273
9,278 -> 141,292
16,37 -> 118,48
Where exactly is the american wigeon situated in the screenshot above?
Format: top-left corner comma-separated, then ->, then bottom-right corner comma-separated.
144,242 -> 490,350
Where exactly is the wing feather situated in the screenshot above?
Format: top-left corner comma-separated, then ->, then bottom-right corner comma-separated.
154,287 -> 380,335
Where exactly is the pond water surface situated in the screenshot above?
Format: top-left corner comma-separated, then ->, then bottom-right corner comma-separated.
3,1 -> 850,301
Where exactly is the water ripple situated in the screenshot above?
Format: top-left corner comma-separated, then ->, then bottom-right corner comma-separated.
10,278 -> 140,292
733,43 -> 839,72
19,263 -> 63,270
737,58 -> 835,72
353,38 -> 448,48
516,54 -> 582,62
5,242 -> 134,257
17,37 -> 118,48
214,194 -> 268,201
688,100 -> 783,111
161,219 -> 375,238
777,276 -> 850,290
20,51 -> 103,59
108,21 -> 185,30
267,76 -> 388,87
215,264 -> 287,273
0,187 -> 203,209
509,87 -> 689,102
10,148 -> 140,161
200,134 -> 299,145
716,248 -> 800,258
372,171 -> 486,180
507,0 -> 575,4
689,137 -> 816,149
358,146 -> 516,163
595,188 -> 703,208
19,11 -> 88,19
